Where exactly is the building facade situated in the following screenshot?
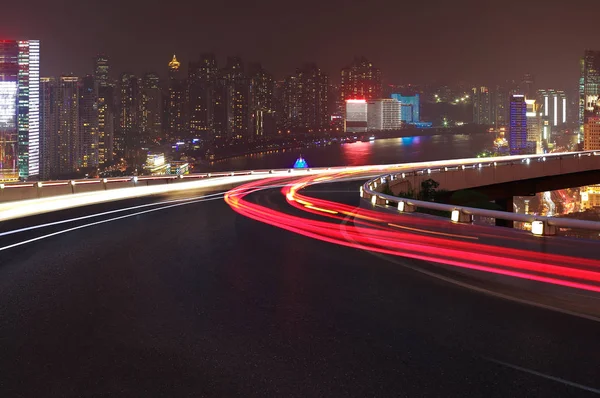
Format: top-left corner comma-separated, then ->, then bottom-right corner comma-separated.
391,94 -> 420,123
509,95 -> 528,155
167,55 -> 186,138
472,86 -> 492,125
94,54 -> 114,165
345,99 -> 368,133
0,39 -> 40,181
367,99 -> 402,131
340,57 -> 382,103
584,116 -> 600,150
141,73 -> 162,143
79,75 -> 99,168
579,50 -> 600,142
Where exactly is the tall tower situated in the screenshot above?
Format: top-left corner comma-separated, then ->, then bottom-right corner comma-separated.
40,77 -> 57,180
118,73 -> 141,156
0,39 -> 40,181
141,73 -> 162,143
579,50 -> 600,142
79,75 -> 99,168
509,95 -> 528,155
94,54 -> 114,164
340,57 -> 382,103
472,87 -> 492,125
281,64 -> 329,132
188,53 -> 218,139
56,77 -> 80,176
167,55 -> 186,138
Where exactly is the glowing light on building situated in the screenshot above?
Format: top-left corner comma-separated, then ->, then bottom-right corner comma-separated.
563,97 -> 567,124
345,99 -> 368,133
553,95 -> 558,126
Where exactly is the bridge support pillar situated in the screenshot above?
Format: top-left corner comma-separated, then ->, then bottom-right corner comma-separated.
495,197 -> 514,228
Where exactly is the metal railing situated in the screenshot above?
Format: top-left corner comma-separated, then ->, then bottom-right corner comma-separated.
362,151 -> 600,236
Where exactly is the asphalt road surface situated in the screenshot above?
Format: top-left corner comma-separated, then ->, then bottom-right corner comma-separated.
0,183 -> 599,397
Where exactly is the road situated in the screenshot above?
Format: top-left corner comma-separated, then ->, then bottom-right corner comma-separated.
0,176 -> 600,397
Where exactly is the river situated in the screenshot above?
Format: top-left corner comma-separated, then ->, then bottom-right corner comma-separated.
197,133 -> 493,172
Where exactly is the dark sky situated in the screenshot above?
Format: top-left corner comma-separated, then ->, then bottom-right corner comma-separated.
2,0 -> 599,90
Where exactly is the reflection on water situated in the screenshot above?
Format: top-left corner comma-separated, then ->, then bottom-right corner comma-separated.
201,134 -> 491,172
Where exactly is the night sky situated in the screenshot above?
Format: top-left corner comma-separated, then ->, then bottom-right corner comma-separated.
2,0 -> 599,89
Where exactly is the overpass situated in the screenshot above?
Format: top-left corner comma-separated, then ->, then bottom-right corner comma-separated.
362,151 -> 600,235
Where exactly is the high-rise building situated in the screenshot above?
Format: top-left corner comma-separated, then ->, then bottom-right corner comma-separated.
79,75 -> 99,168
525,98 -> 542,153
584,116 -> 600,150
0,39 -> 40,181
509,95 -> 528,155
367,99 -> 402,131
340,57 -> 382,103
94,54 -> 114,165
40,77 -> 57,180
493,86 -> 509,129
579,50 -> 600,142
345,99 -> 368,133
249,63 -> 275,138
141,73 -> 162,143
537,89 -> 567,131
167,55 -> 186,138
280,64 -> 329,132
53,76 -> 80,176
390,94 -> 420,123
472,86 -> 492,125
118,73 -> 141,156
521,73 -> 535,99
188,53 -> 218,139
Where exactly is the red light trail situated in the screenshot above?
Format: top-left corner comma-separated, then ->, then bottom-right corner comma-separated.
225,172 -> 600,293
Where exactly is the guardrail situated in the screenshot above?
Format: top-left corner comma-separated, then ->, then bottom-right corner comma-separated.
0,165 -> 349,204
361,151 -> 600,236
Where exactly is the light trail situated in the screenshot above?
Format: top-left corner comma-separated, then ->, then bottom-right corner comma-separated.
225,173 -> 600,294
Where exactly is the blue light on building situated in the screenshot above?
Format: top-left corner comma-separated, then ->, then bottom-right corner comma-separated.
391,94 -> 420,123
293,156 -> 308,168
509,95 -> 528,155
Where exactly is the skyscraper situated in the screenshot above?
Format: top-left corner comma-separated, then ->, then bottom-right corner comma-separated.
493,86 -> 509,129
390,94 -> 420,123
167,55 -> 186,138
584,116 -> 600,150
472,86 -> 492,125
141,73 -> 162,142
249,63 -> 275,138
118,73 -> 141,156
525,98 -> 542,153
94,54 -> 114,165
188,53 -> 217,139
579,50 -> 600,142
224,57 -> 251,140
281,64 -> 329,132
0,39 -> 40,181
340,57 -> 382,103
367,99 -> 402,131
40,77 -> 57,180
55,76 -> 80,176
537,89 -> 567,131
509,95 -> 528,155
79,75 -> 99,168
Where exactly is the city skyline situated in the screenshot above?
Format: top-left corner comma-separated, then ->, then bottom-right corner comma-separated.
3,0 -> 600,89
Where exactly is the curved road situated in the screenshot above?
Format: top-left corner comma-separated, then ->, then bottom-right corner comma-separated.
0,176 -> 599,397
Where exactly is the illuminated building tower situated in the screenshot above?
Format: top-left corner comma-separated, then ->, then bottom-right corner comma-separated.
94,54 -> 114,164
579,50 -> 600,141
249,63 -> 275,138
0,39 -> 39,181
472,86 -> 492,125
340,56 -> 382,103
54,77 -> 80,176
282,64 -> 329,132
390,94 -> 420,123
525,98 -> 542,153
79,75 -> 99,168
521,73 -> 535,99
367,99 -> 402,131
40,77 -> 57,180
141,73 -> 162,143
118,73 -> 141,156
344,99 -> 367,133
167,55 -> 186,138
224,57 -> 251,140
584,116 -> 600,150
188,53 -> 218,139
493,86 -> 509,129
537,89 -> 567,136
509,95 -> 528,155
